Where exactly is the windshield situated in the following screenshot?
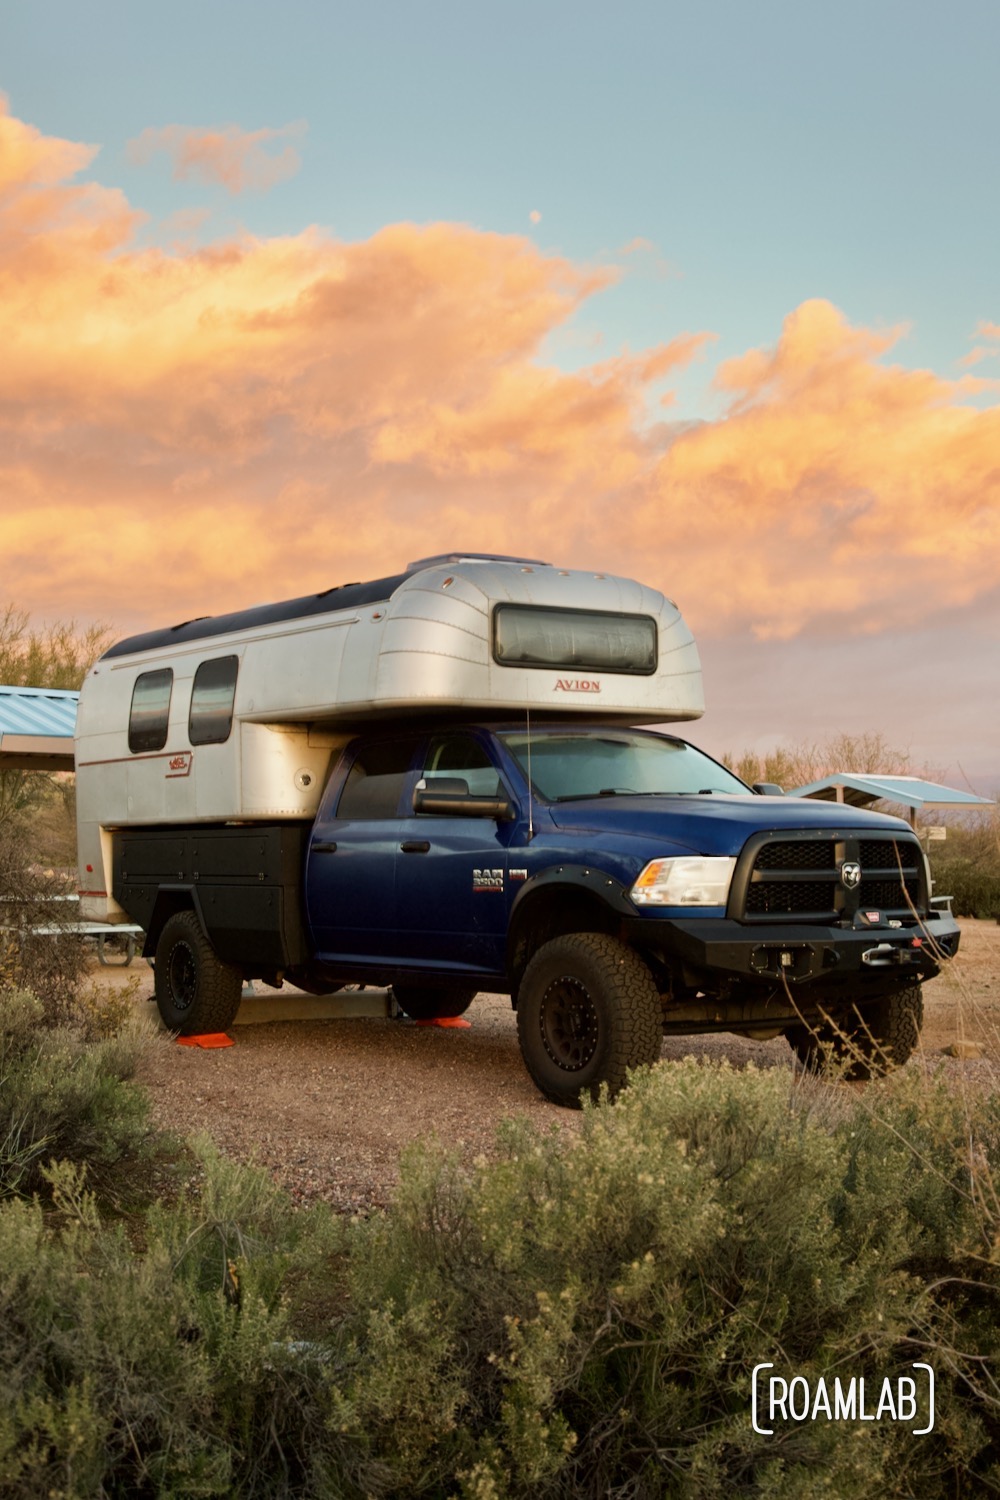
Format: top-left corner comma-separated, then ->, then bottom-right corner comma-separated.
498,729 -> 750,801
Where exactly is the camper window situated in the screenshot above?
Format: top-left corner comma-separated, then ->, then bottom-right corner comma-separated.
493,605 -> 657,675
128,668 -> 173,753
189,656 -> 239,746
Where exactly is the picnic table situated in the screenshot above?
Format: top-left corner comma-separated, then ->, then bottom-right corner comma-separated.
1,893 -> 144,966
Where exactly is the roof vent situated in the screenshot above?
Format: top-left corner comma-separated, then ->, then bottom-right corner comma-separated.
406,552 -> 551,570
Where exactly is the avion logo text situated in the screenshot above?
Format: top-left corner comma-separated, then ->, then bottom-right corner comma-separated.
554,678 -> 601,693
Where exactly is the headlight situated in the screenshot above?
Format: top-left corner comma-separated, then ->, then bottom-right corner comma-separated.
630,856 -> 737,907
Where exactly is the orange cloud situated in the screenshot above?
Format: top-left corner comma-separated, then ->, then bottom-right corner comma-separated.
634,300 -> 1000,637
127,119 -> 306,194
0,98 -> 997,652
961,320 -> 1000,368
0,91 -> 96,192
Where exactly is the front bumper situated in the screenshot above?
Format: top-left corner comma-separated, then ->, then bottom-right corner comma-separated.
625,910 -> 960,987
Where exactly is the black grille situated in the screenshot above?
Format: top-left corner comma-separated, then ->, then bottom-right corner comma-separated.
754,841 -> 836,871
737,832 -> 925,923
859,877 -> 920,909
744,880 -> 838,917
859,840 -> 920,874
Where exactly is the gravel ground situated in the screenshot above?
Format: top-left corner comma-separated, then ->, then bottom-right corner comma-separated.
89,918 -> 1000,1214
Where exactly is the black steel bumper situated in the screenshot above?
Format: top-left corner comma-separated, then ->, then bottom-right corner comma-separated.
625,910 -> 960,986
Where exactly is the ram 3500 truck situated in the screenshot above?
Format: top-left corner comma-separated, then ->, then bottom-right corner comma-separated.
76,554 -> 959,1105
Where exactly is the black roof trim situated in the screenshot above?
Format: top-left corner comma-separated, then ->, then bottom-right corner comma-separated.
102,571 -> 411,660
100,553 -> 550,662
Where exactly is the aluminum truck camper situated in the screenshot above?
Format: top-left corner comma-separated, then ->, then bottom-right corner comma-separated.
76,551 -> 959,1106
75,553 -> 702,915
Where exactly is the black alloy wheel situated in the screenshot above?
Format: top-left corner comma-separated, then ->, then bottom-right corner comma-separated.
538,975 -> 601,1071
154,910 -> 243,1034
516,933 -> 663,1107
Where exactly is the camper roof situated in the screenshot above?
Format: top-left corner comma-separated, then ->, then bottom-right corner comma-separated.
102,553 -> 549,660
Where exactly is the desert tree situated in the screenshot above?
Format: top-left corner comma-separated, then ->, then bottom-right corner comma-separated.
0,604 -> 113,836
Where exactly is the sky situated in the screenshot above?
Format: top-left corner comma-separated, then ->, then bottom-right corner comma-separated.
1,0 -> 998,787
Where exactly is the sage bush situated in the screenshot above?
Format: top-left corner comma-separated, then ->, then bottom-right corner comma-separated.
4,1050 -> 1000,1496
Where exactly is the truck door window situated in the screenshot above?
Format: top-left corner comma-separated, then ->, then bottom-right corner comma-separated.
336,738 -> 420,819
421,734 -> 502,799
128,669 -> 173,753
189,656 -> 239,746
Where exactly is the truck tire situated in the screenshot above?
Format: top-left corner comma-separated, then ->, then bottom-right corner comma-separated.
154,910 -> 243,1035
787,982 -> 924,1080
516,933 -> 663,1107
392,983 -> 477,1020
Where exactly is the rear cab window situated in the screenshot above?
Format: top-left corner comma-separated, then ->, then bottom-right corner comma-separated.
336,737 -> 422,819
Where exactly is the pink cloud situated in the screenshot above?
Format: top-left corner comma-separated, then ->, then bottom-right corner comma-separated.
128,119 -> 306,194
959,320 -> 1000,367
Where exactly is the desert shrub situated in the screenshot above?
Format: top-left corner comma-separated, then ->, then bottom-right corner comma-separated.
0,1148 -> 343,1499
0,603 -> 112,695
74,972 -> 146,1042
0,822 -> 90,1025
927,802 -> 1000,916
325,1062 -> 1000,1498
0,601 -> 110,862
929,862 -> 1000,919
5,1056 -> 1000,1496
0,990 -> 150,1202
721,731 -> 920,794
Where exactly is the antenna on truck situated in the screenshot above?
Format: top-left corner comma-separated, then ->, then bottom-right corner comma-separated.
525,700 -> 535,843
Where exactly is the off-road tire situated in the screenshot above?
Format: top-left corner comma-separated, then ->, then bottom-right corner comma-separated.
516,933 -> 663,1107
787,982 -> 924,1081
392,983 -> 477,1020
154,910 -> 243,1035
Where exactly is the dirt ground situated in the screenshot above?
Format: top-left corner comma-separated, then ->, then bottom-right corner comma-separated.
88,918 -> 1000,1214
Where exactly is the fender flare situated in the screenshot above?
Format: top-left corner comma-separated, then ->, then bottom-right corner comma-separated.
506,863 -> 636,976
142,884 -> 208,958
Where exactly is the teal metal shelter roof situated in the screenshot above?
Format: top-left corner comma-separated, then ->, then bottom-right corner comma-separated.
787,772 -> 994,818
0,686 -> 79,770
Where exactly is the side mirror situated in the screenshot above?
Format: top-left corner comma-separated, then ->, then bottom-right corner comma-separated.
752,782 -> 785,796
413,779 -> 516,820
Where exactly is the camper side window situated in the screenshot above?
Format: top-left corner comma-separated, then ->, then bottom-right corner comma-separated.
189,656 -> 239,746
128,669 -> 173,753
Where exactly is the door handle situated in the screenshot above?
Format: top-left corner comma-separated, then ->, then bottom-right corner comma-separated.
400,840 -> 430,853
313,841 -> 338,853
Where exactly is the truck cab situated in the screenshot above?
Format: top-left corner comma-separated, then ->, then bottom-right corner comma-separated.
292,719 -> 958,1102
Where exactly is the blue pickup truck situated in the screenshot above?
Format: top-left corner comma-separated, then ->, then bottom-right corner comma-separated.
77,556 -> 958,1105
112,719 -> 958,1105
